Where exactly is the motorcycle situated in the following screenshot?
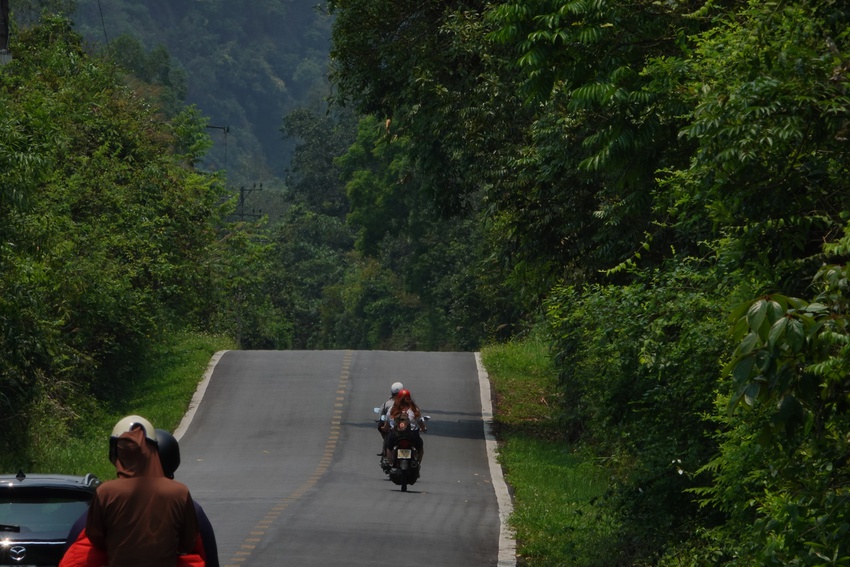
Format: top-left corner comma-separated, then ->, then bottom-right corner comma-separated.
374,408 -> 430,492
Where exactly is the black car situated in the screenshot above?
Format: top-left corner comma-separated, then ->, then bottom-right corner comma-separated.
0,470 -> 100,567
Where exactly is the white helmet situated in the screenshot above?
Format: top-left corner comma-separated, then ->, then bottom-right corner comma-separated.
111,415 -> 157,443
391,382 -> 404,395
109,415 -> 157,463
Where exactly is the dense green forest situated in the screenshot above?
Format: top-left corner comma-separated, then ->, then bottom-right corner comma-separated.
69,0 -> 333,188
322,0 -> 850,564
2,0 -> 850,565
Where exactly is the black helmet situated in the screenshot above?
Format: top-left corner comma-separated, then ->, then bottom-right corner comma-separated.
155,429 -> 181,479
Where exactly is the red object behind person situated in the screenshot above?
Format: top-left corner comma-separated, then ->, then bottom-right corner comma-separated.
60,529 -> 205,567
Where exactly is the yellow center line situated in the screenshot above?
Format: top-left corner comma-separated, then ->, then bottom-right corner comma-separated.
222,350 -> 353,567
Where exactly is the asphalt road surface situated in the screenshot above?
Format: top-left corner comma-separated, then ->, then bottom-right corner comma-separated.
174,350 -> 509,566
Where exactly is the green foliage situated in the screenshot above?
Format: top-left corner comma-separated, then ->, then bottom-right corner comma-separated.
6,0 -> 74,26
207,219 -> 294,350
278,103 -> 497,351
658,0 -> 850,293
328,0 -> 528,215
281,100 -> 358,218
170,105 -> 215,167
324,0 -> 850,563
0,15 -> 227,461
269,204 -> 354,349
71,0 -> 333,185
336,115 -> 417,257
314,228 -> 490,351
546,261 -> 733,563
321,255 -> 423,349
323,0 -> 850,563
686,229 -> 850,565
106,34 -> 188,118
483,0 -> 716,285
0,331 -> 235,478
295,103 -> 478,350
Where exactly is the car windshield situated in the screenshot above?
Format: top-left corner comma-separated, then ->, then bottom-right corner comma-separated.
0,495 -> 89,539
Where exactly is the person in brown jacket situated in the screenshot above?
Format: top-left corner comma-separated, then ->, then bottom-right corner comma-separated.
85,415 -> 199,567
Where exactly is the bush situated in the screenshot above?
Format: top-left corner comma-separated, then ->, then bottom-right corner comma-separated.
546,261 -> 734,563
0,16 -> 226,462
683,226 -> 850,565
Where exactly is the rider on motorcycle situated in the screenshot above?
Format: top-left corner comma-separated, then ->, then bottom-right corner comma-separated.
378,382 -> 403,458
385,389 -> 428,465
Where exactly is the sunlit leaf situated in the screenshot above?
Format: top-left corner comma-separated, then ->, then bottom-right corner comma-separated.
738,332 -> 759,356
768,317 -> 787,349
747,299 -> 768,333
744,381 -> 761,406
786,317 -> 805,352
732,354 -> 756,388
766,300 -> 784,325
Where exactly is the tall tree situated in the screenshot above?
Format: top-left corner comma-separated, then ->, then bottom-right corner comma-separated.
659,0 -> 850,293
281,99 -> 358,218
71,0 -> 334,185
0,16 -> 226,454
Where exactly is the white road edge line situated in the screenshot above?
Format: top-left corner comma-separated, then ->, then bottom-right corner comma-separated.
475,352 -> 517,567
174,350 -> 229,441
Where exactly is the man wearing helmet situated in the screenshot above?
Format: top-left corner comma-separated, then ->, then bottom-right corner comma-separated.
61,424 -> 213,567
84,415 -> 200,566
155,429 -> 219,567
377,382 -> 403,464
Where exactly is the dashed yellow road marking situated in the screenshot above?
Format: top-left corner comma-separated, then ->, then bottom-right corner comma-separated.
222,350 -> 353,567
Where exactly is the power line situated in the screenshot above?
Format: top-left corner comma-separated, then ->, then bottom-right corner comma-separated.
235,184 -> 263,221
97,0 -> 109,47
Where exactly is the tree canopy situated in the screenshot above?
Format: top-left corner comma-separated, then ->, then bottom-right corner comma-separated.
69,0 -> 333,186
0,15 -> 227,456
326,0 -> 850,563
3,1 -> 850,563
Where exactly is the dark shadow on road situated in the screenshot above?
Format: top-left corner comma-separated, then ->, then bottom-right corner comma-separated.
346,418 -> 485,440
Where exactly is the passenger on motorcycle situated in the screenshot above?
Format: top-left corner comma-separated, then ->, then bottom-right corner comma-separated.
385,389 -> 428,464
67,416 -> 201,567
61,427 -> 217,567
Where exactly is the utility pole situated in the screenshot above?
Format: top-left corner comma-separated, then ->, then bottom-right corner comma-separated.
0,0 -> 11,65
236,184 -> 263,221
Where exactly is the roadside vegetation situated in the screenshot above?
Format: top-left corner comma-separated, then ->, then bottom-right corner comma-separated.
2,1 -> 850,565
323,1 -> 850,563
482,336 -> 615,567
1,331 -> 234,481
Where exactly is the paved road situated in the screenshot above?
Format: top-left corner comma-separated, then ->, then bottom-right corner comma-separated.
175,350 -> 505,566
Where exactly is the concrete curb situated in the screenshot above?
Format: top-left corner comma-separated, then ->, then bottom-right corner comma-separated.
174,350 -> 228,441
476,352 -> 517,567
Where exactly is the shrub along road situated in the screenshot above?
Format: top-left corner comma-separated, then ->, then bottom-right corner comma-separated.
174,350 -> 508,566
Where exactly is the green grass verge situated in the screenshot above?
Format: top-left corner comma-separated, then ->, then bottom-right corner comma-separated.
481,336 -> 617,567
23,331 -> 236,481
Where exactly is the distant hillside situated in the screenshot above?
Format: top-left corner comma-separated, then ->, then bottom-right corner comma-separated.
71,0 -> 333,187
